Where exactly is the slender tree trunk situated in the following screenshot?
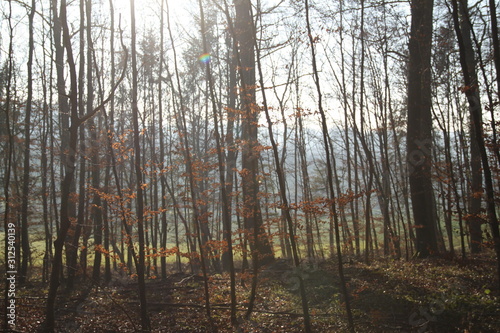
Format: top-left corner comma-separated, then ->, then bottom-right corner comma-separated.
298,115 -> 315,260
130,0 -> 151,329
41,47 -> 53,283
221,23 -> 239,273
457,0 -> 483,253
165,0 -> 213,325
67,0 -> 87,289
103,0 -> 116,284
3,2 -> 15,329
46,0 -> 80,328
158,0 -> 169,280
87,0 -> 103,282
251,6 -> 312,330
19,0 -> 36,284
488,0 -> 500,99
198,1 -> 237,325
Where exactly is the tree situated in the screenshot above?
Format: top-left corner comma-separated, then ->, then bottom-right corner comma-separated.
454,0 -> 483,253
45,0 -> 81,328
305,0 -> 354,330
450,0 -> 500,289
488,0 -> 500,99
3,1 -> 16,330
252,2 -> 312,328
88,0 -> 103,283
19,0 -> 36,284
198,0 -> 237,325
407,0 -> 439,258
66,0 -> 87,290
45,0 -> 126,328
234,0 -> 274,268
130,0 -> 151,329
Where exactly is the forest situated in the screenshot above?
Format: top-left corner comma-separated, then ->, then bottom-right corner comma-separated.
1,0 -> 500,331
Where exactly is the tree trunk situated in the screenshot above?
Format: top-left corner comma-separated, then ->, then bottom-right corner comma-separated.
234,0 -> 274,267
165,0 -> 213,324
130,0 -> 151,329
252,3 -> 312,328
46,0 -> 80,328
488,0 -> 500,100
66,0 -> 87,289
87,0 -> 103,282
451,0 -> 500,290
3,2 -> 15,329
19,0 -> 36,285
305,0 -> 355,331
157,0 -> 168,280
457,0 -> 483,253
407,0 -> 438,258
198,0 -> 237,324
221,23 -> 239,273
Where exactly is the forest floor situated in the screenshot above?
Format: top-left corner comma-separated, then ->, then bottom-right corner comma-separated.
9,251 -> 500,332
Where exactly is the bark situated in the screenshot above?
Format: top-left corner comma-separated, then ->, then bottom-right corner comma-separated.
234,0 -> 274,267
488,0 -> 500,99
407,0 -> 439,257
457,0 -> 483,253
159,0 -> 168,280
67,0 -> 87,289
3,2 -> 15,329
46,0 -> 80,328
198,0 -> 237,324
130,0 -> 151,329
221,21 -> 239,273
41,45 -> 53,283
451,0 -> 500,289
87,0 -> 103,282
19,0 -> 36,284
104,0 -> 115,284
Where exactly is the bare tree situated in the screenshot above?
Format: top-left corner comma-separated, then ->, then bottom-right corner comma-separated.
198,0 -> 237,325
19,0 -> 36,284
450,0 -> 500,289
130,0 -> 151,329
3,1 -> 16,329
234,0 -> 275,268
407,0 -> 439,258
45,0 -> 81,328
305,0 -> 355,331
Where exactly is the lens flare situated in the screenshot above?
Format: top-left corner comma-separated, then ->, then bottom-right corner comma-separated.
199,53 -> 211,64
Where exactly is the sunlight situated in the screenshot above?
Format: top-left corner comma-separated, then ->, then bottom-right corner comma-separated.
110,0 -> 188,19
